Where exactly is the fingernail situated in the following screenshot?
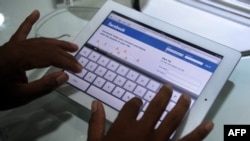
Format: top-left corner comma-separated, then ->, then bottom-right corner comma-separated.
56,73 -> 68,85
205,122 -> 214,131
91,101 -> 98,113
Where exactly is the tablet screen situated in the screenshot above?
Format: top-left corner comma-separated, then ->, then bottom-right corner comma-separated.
68,11 -> 223,101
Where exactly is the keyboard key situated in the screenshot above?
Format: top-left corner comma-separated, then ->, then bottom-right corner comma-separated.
78,57 -> 89,67
66,71 -> 90,91
166,101 -> 175,112
95,66 -> 107,76
134,85 -> 147,97
117,65 -> 129,76
86,61 -> 98,72
144,91 -> 156,102
104,71 -> 117,81
160,111 -> 168,121
80,47 -> 92,57
114,75 -> 126,86
155,121 -> 161,129
147,80 -> 161,92
124,80 -> 136,92
122,92 -> 136,102
107,61 -> 119,71
89,51 -> 100,62
171,90 -> 181,103
76,69 -> 88,78
93,77 -> 106,88
97,56 -> 110,66
142,102 -> 149,111
136,75 -> 149,86
87,85 -> 125,110
112,87 -> 125,98
103,81 -> 115,93
126,70 -> 139,81
84,72 -> 97,83
137,112 -> 144,120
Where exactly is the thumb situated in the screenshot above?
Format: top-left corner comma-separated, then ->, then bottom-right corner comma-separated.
88,101 -> 106,141
18,71 -> 68,98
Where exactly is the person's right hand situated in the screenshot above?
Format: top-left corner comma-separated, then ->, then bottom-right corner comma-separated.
88,85 -> 214,141
0,10 -> 82,110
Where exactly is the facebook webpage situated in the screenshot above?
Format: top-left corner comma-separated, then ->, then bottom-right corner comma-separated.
86,12 -> 222,96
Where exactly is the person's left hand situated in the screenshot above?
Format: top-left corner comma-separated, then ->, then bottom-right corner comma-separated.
0,10 -> 82,110
87,85 -> 213,141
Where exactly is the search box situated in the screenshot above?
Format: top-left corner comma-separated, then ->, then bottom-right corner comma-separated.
184,56 -> 203,66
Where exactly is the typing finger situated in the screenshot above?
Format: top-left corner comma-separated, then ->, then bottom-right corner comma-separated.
154,94 -> 191,140
140,85 -> 172,129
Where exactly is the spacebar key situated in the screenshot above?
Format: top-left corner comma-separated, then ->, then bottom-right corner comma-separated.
87,85 -> 125,110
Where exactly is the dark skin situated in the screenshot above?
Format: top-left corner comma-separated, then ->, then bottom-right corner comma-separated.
88,85 -> 214,141
0,10 -> 82,110
0,10 -> 213,141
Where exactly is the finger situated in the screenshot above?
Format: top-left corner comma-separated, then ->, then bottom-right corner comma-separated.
49,50 -> 82,73
116,97 -> 142,121
155,94 -> 191,140
17,71 -> 68,98
140,85 -> 172,129
88,101 -> 106,141
178,121 -> 214,141
34,38 -> 79,52
52,39 -> 79,52
16,38 -> 82,73
45,39 -> 81,72
51,44 -> 82,72
10,10 -> 40,41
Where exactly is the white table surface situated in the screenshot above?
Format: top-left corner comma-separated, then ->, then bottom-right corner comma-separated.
0,0 -> 250,141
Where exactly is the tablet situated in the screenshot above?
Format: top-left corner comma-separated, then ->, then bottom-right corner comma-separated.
45,1 -> 241,139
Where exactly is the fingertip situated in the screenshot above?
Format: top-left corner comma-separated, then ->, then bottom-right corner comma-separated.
165,84 -> 173,90
56,72 -> 69,85
31,9 -> 40,16
29,9 -> 40,21
117,97 -> 142,120
204,121 -> 214,132
181,94 -> 191,103
91,100 -> 105,116
160,84 -> 173,94
70,43 -> 79,51
76,64 -> 83,73
91,100 -> 100,113
128,97 -> 143,107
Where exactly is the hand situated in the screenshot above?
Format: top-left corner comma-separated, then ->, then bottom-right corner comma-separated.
87,85 -> 214,141
0,10 -> 82,110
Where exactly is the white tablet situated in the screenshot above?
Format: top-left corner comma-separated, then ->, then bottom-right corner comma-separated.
45,1 -> 241,139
